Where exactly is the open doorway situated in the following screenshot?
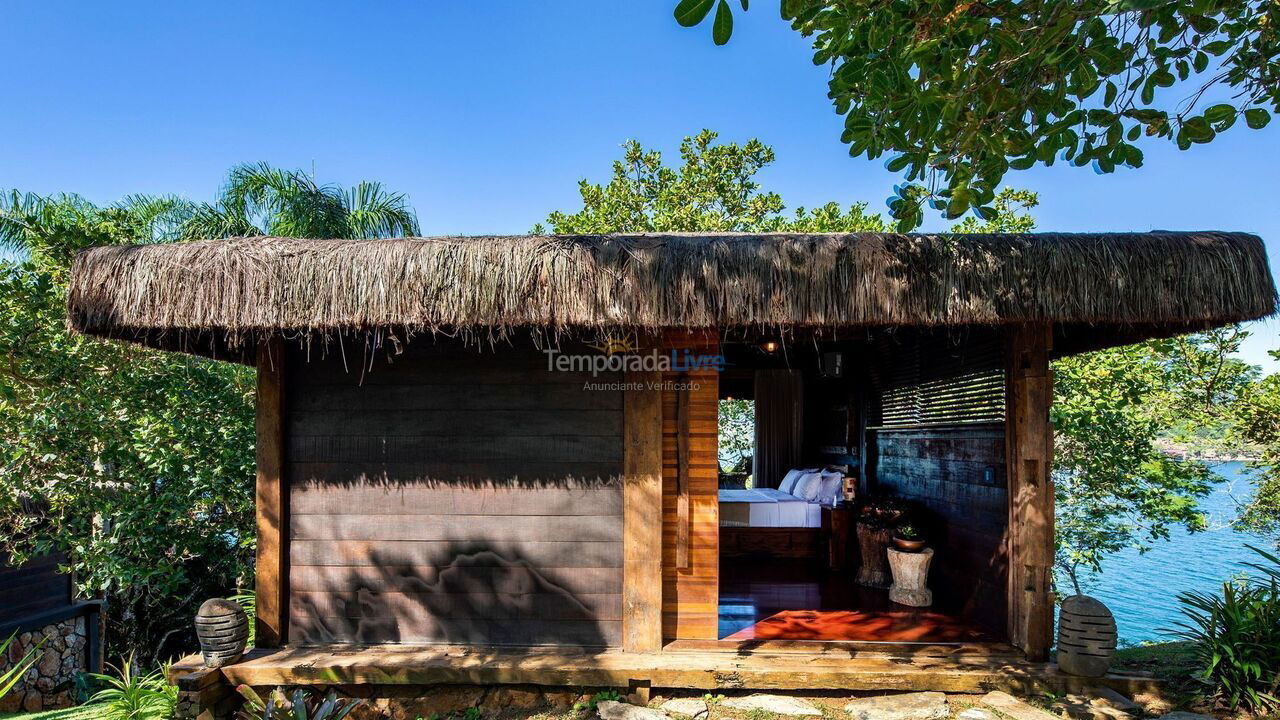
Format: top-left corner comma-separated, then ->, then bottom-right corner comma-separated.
714,336 -> 1005,645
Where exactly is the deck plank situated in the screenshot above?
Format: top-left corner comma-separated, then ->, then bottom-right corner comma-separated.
174,644 -> 1162,697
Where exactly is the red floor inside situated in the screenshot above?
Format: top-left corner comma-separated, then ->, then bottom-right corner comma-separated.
719,557 -> 995,643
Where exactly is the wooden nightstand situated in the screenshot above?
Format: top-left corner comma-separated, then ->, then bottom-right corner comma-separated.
821,504 -> 855,570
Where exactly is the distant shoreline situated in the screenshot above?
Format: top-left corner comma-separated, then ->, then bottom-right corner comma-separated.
1154,441 -> 1261,464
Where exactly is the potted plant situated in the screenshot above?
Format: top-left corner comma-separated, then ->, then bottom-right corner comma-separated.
893,522 -> 926,552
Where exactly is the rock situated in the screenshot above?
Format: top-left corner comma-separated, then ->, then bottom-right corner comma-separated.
37,648 -> 60,677
959,709 -> 998,720
22,691 -> 42,713
723,694 -> 823,716
484,686 -> 544,710
386,685 -> 485,720
845,692 -> 949,720
1156,713 -> 1214,720
981,691 -> 1059,720
597,700 -> 669,720
542,690 -> 579,710
1057,595 -> 1117,677
660,698 -> 708,718
1085,687 -> 1139,713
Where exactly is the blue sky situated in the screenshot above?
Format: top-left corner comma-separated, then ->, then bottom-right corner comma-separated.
3,2 -> 1278,367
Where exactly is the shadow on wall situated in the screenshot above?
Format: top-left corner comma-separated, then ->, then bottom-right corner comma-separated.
289,544 -> 615,649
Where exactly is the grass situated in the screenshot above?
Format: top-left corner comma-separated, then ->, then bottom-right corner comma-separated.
0,705 -> 106,720
1114,641 -> 1208,710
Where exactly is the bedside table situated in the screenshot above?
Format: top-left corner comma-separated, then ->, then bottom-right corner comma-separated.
821,504 -> 855,570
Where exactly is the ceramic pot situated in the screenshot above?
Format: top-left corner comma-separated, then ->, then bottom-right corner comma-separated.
893,536 -> 927,552
195,598 -> 249,668
1057,594 -> 1117,677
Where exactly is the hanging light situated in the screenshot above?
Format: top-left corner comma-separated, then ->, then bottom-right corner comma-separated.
758,339 -> 780,354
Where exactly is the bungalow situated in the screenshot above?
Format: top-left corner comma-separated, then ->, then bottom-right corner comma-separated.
66,232 -> 1276,712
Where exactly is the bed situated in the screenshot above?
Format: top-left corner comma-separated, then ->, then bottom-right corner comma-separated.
718,488 -> 824,528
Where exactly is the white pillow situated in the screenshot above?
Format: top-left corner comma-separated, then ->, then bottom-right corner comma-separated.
817,472 -> 843,503
794,471 -> 825,501
778,468 -> 806,494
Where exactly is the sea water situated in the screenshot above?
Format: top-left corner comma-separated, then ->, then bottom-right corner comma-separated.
1070,461 -> 1274,645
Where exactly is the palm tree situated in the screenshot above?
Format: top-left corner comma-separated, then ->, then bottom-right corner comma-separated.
179,162 -> 419,240
2,163 -> 419,265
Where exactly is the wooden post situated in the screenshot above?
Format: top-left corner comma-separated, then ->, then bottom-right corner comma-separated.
623,366 -> 663,652
1005,323 -> 1055,661
255,338 -> 287,648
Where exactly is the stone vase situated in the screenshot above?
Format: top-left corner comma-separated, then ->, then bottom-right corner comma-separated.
888,547 -> 933,607
195,598 -> 249,668
855,523 -> 894,588
1057,594 -> 1117,677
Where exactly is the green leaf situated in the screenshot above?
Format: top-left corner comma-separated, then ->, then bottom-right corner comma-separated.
1245,108 -> 1271,129
739,0 -> 748,9
1009,156 -> 1037,170
712,0 -> 733,45
1204,104 -> 1236,124
674,0 -> 715,27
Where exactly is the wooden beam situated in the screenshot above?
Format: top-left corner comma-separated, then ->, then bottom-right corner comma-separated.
171,645 -> 1165,697
1005,323 -> 1054,661
622,368 -> 663,653
255,339 -> 287,648
675,378 -> 691,570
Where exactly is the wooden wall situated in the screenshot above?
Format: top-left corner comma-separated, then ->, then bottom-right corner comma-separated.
872,427 -> 1008,635
661,331 -> 720,641
0,553 -> 72,624
284,340 -> 625,647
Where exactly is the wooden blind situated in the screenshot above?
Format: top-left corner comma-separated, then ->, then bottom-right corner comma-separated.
871,331 -> 1005,429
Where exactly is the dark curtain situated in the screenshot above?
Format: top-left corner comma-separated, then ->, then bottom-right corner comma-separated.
752,369 -> 804,488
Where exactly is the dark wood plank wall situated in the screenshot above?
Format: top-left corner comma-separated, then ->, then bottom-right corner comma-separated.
285,340 -> 625,647
873,426 -> 1008,636
0,553 -> 72,624
661,330 -> 720,641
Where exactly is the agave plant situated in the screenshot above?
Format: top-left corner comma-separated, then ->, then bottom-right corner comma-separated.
1170,545 -> 1280,713
87,655 -> 177,720
0,632 -> 44,700
236,685 -> 360,720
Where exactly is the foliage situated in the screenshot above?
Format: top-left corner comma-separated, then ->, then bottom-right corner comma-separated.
0,164 -> 419,664
1171,545 -> 1280,712
0,633 -> 44,700
0,192 -> 257,664
717,398 -> 754,477
230,590 -> 257,648
235,686 -> 360,720
675,0 -> 1279,228
1229,353 -> 1280,537
895,522 -> 922,541
535,130 -> 889,234
86,658 -> 176,720
1052,342 -> 1214,592
571,690 -> 621,714
179,162 -> 419,240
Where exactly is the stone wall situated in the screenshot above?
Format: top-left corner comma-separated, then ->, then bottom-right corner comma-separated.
0,615 -> 89,713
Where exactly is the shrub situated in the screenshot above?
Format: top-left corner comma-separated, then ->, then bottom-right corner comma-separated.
235,686 -> 361,720
87,656 -> 177,720
1172,545 -> 1280,713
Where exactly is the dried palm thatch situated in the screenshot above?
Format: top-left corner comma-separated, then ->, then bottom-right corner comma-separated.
67,232 -> 1275,360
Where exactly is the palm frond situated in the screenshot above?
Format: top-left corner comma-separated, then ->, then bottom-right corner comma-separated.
343,181 -> 419,238
115,194 -> 197,244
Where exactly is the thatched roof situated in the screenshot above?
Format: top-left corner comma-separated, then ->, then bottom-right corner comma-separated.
67,232 -> 1276,361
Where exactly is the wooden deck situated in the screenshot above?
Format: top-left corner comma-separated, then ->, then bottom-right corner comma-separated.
172,643 -> 1161,697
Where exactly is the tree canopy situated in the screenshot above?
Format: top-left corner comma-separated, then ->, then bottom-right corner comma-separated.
0,164 -> 420,663
674,0 -> 1279,228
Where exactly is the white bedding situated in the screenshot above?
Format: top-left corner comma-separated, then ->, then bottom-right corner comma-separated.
719,488 -> 824,528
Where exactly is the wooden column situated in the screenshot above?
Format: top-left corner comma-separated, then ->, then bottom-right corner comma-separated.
622,367 -> 664,652
254,339 -> 287,648
1005,323 -> 1054,661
